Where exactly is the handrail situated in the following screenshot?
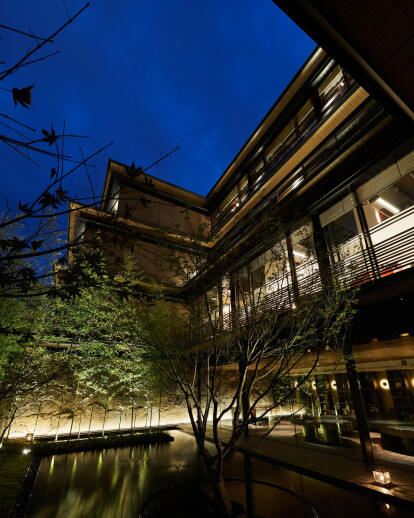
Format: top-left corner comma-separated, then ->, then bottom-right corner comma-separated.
211,79 -> 359,234
200,204 -> 414,338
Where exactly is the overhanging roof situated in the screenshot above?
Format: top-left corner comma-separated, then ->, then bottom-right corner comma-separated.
273,0 -> 414,125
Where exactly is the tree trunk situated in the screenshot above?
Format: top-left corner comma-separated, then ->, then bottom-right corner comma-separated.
209,470 -> 235,517
88,403 -> 94,438
55,395 -> 64,441
78,401 -> 84,439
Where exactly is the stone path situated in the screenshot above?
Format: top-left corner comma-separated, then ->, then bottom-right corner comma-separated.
247,420 -> 414,473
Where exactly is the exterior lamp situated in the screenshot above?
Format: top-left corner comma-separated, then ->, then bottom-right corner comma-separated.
373,467 -> 391,488
311,381 -> 316,389
331,381 -> 337,390
25,433 -> 34,443
22,449 -> 31,455
380,379 -> 390,390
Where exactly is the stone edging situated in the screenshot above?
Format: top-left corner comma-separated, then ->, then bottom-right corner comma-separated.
9,456 -> 41,518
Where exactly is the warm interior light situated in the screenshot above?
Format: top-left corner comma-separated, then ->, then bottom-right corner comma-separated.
311,381 -> 316,389
331,381 -> 337,390
373,468 -> 391,487
375,210 -> 381,225
25,433 -> 34,442
291,178 -> 303,190
377,197 -> 399,214
293,251 -> 307,259
380,379 -> 389,390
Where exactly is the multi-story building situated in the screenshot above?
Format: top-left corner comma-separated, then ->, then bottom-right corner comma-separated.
70,44 -> 414,458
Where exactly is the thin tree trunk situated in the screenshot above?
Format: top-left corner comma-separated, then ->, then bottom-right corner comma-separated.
102,395 -> 109,437
77,400 -> 84,439
88,403 -> 94,438
0,407 -> 16,445
118,394 -> 124,432
5,403 -> 16,440
55,394 -> 64,441
158,384 -> 162,428
69,381 -> 80,441
209,470 -> 235,517
0,406 -> 11,444
33,401 -> 42,439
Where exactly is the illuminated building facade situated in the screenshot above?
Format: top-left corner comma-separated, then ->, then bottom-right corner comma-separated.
70,43 -> 414,457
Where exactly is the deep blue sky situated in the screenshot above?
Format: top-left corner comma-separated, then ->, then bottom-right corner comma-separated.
1,1 -> 315,211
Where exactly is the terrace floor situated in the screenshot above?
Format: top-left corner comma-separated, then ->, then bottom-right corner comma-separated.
180,421 -> 414,510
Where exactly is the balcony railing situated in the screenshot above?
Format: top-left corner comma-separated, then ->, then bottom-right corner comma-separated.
211,75 -> 358,234
200,204 -> 414,337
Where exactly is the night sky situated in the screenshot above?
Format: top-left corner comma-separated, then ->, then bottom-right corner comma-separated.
1,1 -> 315,212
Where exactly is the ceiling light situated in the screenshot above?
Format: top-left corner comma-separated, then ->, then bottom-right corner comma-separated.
377,197 -> 399,214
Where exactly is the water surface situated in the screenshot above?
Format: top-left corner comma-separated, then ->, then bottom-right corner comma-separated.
26,431 -> 411,517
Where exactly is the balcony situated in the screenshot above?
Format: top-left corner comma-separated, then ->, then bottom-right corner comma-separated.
201,202 -> 414,336
211,70 -> 357,234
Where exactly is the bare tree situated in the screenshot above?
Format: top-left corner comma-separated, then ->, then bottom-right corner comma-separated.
123,219 -> 356,517
0,4 -> 181,299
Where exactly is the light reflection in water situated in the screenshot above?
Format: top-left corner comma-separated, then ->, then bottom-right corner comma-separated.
25,431 -> 411,518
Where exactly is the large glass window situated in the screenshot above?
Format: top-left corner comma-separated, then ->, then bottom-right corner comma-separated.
324,210 -> 359,251
292,232 -> 319,294
362,174 -> 414,230
266,119 -> 297,171
108,178 -> 120,214
362,174 -> 414,276
296,99 -> 317,138
322,209 -> 365,285
251,161 -> 264,187
251,264 -> 266,294
318,65 -> 347,114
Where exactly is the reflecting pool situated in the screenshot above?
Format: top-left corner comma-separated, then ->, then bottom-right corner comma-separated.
26,431 -> 411,517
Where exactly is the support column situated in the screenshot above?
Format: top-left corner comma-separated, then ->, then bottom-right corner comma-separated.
344,342 -> 375,468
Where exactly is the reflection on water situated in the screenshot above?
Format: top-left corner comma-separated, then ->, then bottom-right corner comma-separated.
26,431 -> 411,518
26,432 -> 205,518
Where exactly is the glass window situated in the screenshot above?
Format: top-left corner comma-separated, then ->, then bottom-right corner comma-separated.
108,178 -> 120,214
362,174 -> 414,230
296,99 -> 316,138
266,119 -> 297,169
292,234 -> 318,292
251,264 -> 265,293
318,65 -> 346,114
277,169 -> 304,201
239,176 -> 249,203
292,235 -> 314,266
236,272 -> 250,304
250,161 -> 265,191
324,210 -> 359,250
